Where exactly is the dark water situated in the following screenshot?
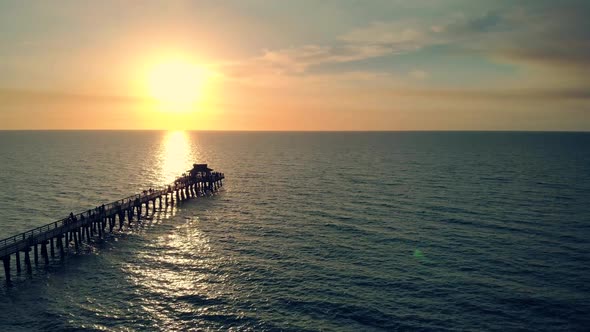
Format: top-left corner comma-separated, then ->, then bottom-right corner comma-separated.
0,131 -> 589,331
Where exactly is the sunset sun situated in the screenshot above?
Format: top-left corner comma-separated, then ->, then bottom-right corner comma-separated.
146,60 -> 208,111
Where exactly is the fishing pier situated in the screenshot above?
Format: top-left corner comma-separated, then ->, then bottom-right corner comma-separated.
0,163 -> 224,283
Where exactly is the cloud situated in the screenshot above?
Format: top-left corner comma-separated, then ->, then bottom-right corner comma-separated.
218,43 -> 394,83
221,20 -> 431,79
390,87 -> 590,101
333,1 -> 590,73
339,21 -> 430,46
221,0 -> 590,96
409,70 -> 428,80
0,88 -> 144,105
256,43 -> 393,75
439,3 -> 590,71
443,11 -> 505,35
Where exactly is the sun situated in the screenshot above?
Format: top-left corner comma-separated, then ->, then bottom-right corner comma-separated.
147,59 -> 208,111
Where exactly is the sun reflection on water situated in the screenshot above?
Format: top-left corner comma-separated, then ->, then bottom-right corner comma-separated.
115,131 -> 235,329
120,214 -> 229,330
158,130 -> 198,185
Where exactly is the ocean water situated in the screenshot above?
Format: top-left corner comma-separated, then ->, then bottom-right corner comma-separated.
0,131 -> 589,331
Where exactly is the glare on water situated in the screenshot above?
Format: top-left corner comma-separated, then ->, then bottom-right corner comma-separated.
157,131 -> 199,185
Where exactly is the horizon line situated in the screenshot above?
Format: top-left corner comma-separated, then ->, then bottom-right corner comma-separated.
0,129 -> 589,133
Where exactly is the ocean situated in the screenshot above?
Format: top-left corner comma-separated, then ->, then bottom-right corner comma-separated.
0,131 -> 589,331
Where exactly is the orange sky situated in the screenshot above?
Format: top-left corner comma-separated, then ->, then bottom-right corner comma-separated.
1,1 -> 589,130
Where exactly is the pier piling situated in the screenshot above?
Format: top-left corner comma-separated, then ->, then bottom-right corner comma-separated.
3,256 -> 10,283
24,248 -> 32,275
50,238 -> 55,258
15,251 -> 21,274
34,244 -> 39,266
41,241 -> 49,266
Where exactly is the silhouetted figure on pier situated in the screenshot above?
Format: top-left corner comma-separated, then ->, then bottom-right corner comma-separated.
68,212 -> 77,224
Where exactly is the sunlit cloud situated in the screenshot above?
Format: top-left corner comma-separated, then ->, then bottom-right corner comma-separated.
0,88 -> 144,105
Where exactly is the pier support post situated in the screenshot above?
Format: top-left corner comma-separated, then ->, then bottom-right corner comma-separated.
73,230 -> 79,251
57,235 -> 64,259
50,237 -> 55,258
3,256 -> 11,284
34,244 -> 39,266
15,251 -> 21,274
98,220 -> 103,238
41,241 -> 49,266
24,248 -> 32,275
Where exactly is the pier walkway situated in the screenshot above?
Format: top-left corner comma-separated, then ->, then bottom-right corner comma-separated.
0,163 -> 224,283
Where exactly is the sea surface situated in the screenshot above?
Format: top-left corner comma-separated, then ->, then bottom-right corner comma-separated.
0,131 -> 589,331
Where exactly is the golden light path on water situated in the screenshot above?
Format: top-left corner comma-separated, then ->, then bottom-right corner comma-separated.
158,130 -> 199,185
116,130 -> 235,329
122,219 -> 227,330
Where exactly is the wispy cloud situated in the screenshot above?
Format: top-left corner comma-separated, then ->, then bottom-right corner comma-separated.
0,88 -> 144,105
241,0 -> 590,93
408,70 -> 429,80
436,3 -> 590,72
389,87 -> 590,101
259,44 -> 392,74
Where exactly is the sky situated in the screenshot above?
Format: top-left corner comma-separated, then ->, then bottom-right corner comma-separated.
0,0 -> 589,130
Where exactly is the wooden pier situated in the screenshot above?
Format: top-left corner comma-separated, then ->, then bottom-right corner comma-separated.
0,163 -> 224,284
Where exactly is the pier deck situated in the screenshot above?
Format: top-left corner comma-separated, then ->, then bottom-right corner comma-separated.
0,163 -> 224,283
